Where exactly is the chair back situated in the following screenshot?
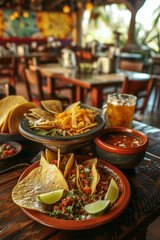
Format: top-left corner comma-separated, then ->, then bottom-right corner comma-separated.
119,60 -> 144,72
121,75 -> 154,120
24,68 -> 44,103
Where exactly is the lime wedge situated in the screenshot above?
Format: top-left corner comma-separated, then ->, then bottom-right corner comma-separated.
37,189 -> 64,204
105,178 -> 119,203
84,200 -> 111,216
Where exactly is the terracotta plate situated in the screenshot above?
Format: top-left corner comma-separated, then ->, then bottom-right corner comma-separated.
19,155 -> 131,230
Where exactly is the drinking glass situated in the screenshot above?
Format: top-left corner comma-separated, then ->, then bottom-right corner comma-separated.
106,93 -> 137,128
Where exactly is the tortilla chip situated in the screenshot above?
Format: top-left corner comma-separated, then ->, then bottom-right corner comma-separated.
45,148 -> 57,164
77,123 -> 97,133
65,101 -> 81,112
39,152 -> 48,167
30,108 -> 55,121
8,102 -> 38,133
72,106 -> 77,128
12,163 -> 69,213
0,95 -> 28,128
57,148 -> 61,168
60,153 -> 75,178
41,100 -> 63,114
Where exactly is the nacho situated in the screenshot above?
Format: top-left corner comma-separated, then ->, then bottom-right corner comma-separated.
30,108 -> 55,121
65,101 -> 81,112
41,100 -> 63,114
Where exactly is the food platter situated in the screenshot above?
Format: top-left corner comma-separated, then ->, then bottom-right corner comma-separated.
19,155 -> 131,230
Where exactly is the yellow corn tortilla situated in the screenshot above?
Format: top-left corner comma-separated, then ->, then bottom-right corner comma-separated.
8,102 -> 38,133
45,148 -> 57,164
0,95 -> 28,128
77,158 -> 99,196
60,153 -> 75,178
30,108 -> 55,121
41,100 -> 63,114
65,101 -> 81,112
12,163 -> 69,213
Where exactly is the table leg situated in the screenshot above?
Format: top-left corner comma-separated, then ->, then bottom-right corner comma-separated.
91,86 -> 103,108
46,76 -> 56,98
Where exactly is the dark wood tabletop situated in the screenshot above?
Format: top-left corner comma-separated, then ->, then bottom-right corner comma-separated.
37,64 -> 151,108
0,121 -> 160,240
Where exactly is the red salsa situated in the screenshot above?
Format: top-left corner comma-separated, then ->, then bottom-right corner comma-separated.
101,132 -> 143,148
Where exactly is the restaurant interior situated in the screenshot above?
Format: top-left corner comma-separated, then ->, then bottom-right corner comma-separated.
0,0 -> 160,239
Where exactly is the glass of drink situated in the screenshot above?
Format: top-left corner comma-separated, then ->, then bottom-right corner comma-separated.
106,93 -> 137,128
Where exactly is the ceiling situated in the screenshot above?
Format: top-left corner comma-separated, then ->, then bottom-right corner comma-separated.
0,0 -> 146,12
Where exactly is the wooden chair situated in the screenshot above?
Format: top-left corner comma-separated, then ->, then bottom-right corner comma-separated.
23,68 -> 71,106
121,75 -> 155,121
0,57 -> 16,88
118,60 -> 144,72
102,60 -> 145,104
0,82 -> 16,100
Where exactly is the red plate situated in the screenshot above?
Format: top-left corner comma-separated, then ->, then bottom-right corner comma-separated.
19,155 -> 131,230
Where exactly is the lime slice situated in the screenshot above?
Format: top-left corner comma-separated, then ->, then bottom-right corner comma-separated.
84,200 -> 111,216
37,189 -> 64,204
105,178 -> 119,203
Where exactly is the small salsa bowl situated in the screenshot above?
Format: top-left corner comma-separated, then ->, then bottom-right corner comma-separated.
0,141 -> 22,161
95,127 -> 148,169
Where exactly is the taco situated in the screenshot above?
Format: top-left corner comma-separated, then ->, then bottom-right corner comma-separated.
67,160 -> 78,190
59,153 -> 75,178
77,158 -> 99,196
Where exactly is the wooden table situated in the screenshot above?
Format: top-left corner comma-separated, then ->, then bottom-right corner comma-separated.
0,120 -> 160,240
37,64 -> 151,108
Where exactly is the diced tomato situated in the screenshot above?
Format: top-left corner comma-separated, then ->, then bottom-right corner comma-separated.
89,172 -> 92,177
62,206 -> 66,214
6,145 -> 11,150
54,205 -> 60,211
68,213 -> 74,220
3,150 -> 9,156
84,179 -> 89,184
103,186 -> 108,192
101,175 -> 107,181
52,160 -> 58,165
66,196 -> 72,203
2,144 -> 7,148
61,199 -> 67,206
8,149 -> 15,155
80,173 -> 86,179
71,169 -> 76,174
83,185 -> 91,195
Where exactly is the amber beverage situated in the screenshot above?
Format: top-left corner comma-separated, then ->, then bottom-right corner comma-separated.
106,93 -> 137,128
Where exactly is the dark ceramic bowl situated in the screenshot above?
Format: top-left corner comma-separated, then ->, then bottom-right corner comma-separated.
0,132 -> 26,142
19,114 -> 105,154
95,127 -> 148,169
0,141 -> 22,162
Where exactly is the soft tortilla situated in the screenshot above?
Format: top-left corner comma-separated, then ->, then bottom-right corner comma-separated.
8,102 -> 38,133
12,163 -> 69,213
0,95 -> 28,128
